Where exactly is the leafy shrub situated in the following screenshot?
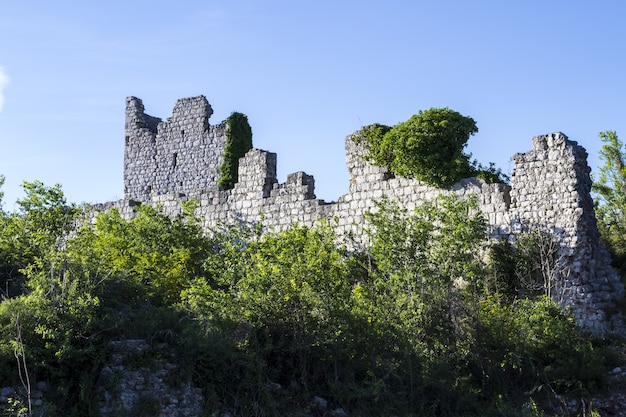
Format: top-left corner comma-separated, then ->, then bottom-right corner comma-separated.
353,108 -> 509,187
478,295 -> 603,400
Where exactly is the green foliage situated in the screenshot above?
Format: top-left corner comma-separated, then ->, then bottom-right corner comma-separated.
0,188 -> 215,416
0,183 -> 101,415
0,181 -> 79,298
364,195 -> 487,352
487,230 -> 563,300
360,196 -> 605,414
87,202 -> 209,305
25,180 -> 76,241
478,295 -> 603,400
218,111 -> 253,190
366,194 -> 487,286
592,130 -> 626,277
360,195 -> 488,413
485,239 -> 518,299
0,175 -> 4,211
0,177 -> 14,298
353,108 -> 507,187
471,160 -> 510,184
1,397 -> 29,417
184,223 -> 363,401
0,179 -> 614,417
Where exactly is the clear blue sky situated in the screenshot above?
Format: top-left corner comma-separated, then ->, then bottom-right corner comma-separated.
1,1 -> 626,209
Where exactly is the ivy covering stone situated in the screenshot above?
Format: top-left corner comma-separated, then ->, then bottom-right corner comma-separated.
218,111 -> 253,190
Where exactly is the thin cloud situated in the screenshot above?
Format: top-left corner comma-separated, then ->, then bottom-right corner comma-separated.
0,67 -> 9,111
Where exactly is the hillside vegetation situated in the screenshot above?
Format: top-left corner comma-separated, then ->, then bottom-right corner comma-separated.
0,178 -> 622,417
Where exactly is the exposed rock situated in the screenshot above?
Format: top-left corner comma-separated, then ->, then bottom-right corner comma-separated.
312,395 -> 328,409
97,339 -> 203,417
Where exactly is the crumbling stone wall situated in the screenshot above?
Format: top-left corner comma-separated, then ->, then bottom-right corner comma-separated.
509,133 -> 624,332
124,96 -> 227,201
106,96 -> 625,335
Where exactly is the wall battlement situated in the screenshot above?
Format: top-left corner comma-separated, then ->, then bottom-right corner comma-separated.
107,95 -> 624,335
124,96 -> 226,202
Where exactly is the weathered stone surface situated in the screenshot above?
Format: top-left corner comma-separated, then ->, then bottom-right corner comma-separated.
94,96 -> 625,336
97,339 -> 203,417
124,96 -> 225,202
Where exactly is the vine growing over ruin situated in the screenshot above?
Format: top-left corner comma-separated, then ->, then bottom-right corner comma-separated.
218,111 -> 253,190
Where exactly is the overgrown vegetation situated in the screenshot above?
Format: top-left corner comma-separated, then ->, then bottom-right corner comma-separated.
0,178 -> 618,417
351,108 -> 508,187
218,111 -> 253,190
592,130 -> 626,279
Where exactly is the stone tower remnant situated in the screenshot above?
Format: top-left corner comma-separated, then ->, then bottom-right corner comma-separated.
124,96 -> 227,201
509,133 -> 623,332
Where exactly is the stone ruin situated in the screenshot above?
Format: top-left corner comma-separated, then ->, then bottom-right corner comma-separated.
101,94 -> 624,335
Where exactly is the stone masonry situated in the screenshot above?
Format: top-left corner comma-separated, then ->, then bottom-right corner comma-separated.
125,96 -> 227,202
102,95 -> 624,335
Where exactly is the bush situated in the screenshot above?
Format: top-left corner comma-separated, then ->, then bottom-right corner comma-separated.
353,108 -> 507,187
478,295 -> 603,401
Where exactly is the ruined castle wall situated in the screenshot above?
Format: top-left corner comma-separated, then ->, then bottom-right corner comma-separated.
124,97 -> 160,202
509,133 -> 624,332
112,96 -> 625,335
137,140 -> 510,244
336,139 -> 513,241
124,96 -> 227,201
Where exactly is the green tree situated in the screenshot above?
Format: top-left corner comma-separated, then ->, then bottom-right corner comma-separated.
0,183 -> 101,415
592,130 -> 626,276
0,189 -> 217,415
365,195 -> 487,307
88,202 -> 210,305
185,223 -> 357,385
477,295 -> 602,403
362,194 -> 488,412
0,181 -> 79,298
0,174 -> 4,210
0,175 -> 12,297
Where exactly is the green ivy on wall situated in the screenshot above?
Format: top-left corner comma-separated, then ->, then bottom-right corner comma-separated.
218,111 -> 253,190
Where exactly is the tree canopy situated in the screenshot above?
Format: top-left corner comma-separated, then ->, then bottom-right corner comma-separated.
353,108 -> 507,187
